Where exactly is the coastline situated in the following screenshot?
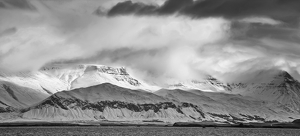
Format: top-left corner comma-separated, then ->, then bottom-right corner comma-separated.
1,121 -> 300,129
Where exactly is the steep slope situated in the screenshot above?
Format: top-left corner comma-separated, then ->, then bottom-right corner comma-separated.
0,71 -> 69,110
0,71 -> 68,95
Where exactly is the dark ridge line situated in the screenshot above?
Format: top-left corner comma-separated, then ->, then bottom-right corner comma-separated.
0,100 -> 9,107
41,86 -> 53,95
3,84 -> 19,102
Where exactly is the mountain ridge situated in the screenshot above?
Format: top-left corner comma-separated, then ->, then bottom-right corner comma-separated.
18,82 -> 300,123
1,64 -> 300,123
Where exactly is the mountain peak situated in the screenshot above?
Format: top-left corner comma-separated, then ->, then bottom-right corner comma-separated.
96,65 -> 129,75
276,70 -> 293,79
41,64 -> 130,76
273,70 -> 295,83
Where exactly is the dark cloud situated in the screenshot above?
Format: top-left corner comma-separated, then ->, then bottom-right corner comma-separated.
107,1 -> 157,16
107,0 -> 193,16
108,0 -> 300,24
156,0 -> 193,14
182,0 -> 300,23
0,0 -> 36,10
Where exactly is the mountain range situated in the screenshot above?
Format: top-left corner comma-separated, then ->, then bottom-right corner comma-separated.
1,64 -> 300,123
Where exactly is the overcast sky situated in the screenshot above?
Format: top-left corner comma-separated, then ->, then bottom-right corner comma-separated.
1,0 -> 300,83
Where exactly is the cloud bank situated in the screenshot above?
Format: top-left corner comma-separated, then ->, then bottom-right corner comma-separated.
108,0 -> 300,23
1,0 -> 300,83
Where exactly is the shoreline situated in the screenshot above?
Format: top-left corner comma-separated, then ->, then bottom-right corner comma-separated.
0,121 -> 300,129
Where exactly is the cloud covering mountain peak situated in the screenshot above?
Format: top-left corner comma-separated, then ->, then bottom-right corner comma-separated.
0,0 -> 300,83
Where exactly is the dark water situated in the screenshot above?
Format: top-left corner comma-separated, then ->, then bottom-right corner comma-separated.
0,127 -> 299,136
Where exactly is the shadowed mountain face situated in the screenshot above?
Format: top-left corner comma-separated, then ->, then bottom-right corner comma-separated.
1,65 -> 300,123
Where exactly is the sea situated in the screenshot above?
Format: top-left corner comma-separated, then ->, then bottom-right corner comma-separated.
0,127 -> 299,136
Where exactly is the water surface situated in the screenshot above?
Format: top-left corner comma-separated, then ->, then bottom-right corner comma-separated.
0,127 -> 299,136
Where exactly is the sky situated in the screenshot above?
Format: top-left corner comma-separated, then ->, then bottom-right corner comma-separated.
1,0 -> 300,83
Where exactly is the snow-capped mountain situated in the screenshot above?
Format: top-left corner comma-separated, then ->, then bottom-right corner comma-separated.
22,83 -> 205,122
0,64 -> 158,111
21,83 -> 300,123
167,76 -> 231,92
0,71 -> 68,111
228,70 -> 300,113
166,70 -> 300,110
165,70 -> 300,116
1,65 -> 300,123
41,64 -> 159,91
